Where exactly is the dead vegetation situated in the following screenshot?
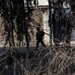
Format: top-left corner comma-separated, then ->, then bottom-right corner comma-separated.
0,46 -> 75,75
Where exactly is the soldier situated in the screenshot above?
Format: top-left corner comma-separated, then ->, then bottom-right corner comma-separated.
36,27 -> 46,50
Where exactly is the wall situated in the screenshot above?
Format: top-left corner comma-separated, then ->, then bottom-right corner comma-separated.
38,0 -> 48,6
43,9 -> 50,45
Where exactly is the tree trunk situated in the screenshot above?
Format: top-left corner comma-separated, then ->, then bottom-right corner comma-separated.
48,0 -> 52,45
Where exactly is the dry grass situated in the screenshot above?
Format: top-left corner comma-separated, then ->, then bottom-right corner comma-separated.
0,45 -> 75,75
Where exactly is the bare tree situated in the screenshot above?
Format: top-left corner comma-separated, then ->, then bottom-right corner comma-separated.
0,0 -> 35,53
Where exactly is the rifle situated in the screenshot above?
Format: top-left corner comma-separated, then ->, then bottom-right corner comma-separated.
43,31 -> 61,43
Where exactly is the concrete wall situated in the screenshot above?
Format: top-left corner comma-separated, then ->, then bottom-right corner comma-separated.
43,9 -> 50,45
38,0 -> 48,6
